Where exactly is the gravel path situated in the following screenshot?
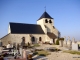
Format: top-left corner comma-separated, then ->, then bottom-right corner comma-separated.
32,44 -> 80,60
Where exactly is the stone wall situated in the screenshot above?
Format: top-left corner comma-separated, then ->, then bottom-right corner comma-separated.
1,34 -> 46,46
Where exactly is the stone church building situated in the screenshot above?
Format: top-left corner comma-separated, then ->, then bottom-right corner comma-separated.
0,11 -> 61,46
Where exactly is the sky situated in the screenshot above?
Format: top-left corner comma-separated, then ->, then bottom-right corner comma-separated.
0,0 -> 80,41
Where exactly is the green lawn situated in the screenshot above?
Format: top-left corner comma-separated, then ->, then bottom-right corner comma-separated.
33,50 -> 50,56
63,50 -> 80,55
33,44 -> 40,47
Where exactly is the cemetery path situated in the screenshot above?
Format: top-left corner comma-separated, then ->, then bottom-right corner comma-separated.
32,44 -> 80,60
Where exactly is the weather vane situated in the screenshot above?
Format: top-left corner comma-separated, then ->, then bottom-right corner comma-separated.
44,6 -> 46,11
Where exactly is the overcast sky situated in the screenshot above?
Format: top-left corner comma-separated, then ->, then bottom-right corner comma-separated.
0,0 -> 80,40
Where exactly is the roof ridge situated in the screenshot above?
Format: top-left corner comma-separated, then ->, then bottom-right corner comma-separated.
10,22 -> 39,26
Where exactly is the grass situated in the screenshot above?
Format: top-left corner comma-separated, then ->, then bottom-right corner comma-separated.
33,50 -> 50,56
63,50 -> 80,55
33,44 -> 40,47
25,43 -> 40,48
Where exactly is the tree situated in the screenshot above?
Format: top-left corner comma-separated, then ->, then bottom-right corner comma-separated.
56,39 -> 59,45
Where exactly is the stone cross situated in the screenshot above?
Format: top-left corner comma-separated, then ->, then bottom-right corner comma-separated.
64,36 -> 66,40
68,36 -> 70,40
72,37 -> 75,42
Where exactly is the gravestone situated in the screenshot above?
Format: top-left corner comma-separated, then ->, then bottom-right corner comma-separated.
63,36 -> 67,47
21,37 -> 26,48
63,40 -> 67,47
67,39 -> 72,49
72,43 -> 78,50
59,38 -> 64,47
55,38 -> 57,44
78,44 -> 80,50
59,40 -> 63,47
19,47 -> 23,58
72,37 -> 75,44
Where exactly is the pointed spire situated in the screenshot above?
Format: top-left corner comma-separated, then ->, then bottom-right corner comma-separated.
38,11 -> 53,20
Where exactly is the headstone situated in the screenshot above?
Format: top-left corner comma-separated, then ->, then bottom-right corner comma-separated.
72,43 -> 78,50
55,38 -> 57,44
67,39 -> 72,49
59,40 -> 64,47
0,47 -> 3,53
78,44 -> 80,50
63,40 -> 67,47
72,37 -> 75,44
64,36 -> 66,40
68,36 -> 70,40
21,37 -> 25,48
19,48 -> 23,58
22,49 -> 27,59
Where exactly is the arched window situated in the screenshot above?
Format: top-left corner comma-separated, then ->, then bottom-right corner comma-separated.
31,36 -> 35,44
53,26 -> 55,29
45,19 -> 48,23
39,37 -> 42,41
49,20 -> 52,23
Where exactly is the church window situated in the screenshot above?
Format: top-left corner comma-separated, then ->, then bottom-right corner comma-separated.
31,36 -> 35,44
39,37 -> 42,41
49,20 -> 52,23
45,19 -> 48,23
53,26 -> 55,29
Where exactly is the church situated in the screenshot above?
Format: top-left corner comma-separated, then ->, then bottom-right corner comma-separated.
0,11 -> 61,46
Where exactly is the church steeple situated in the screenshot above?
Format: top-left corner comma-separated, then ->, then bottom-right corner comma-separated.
38,11 -> 53,20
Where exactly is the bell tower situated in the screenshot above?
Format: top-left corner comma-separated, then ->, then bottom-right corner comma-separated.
37,11 -> 54,33
37,11 -> 61,43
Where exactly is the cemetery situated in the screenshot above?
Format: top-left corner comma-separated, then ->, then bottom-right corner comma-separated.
0,36 -> 80,60
59,36 -> 80,51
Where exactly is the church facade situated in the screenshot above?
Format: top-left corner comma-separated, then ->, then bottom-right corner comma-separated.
0,11 -> 61,46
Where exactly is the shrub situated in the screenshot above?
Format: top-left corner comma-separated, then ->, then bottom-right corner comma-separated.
56,39 -> 59,45
59,38 -> 64,40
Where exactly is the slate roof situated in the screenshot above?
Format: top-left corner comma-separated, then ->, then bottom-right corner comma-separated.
10,22 -> 45,34
38,11 -> 53,20
47,32 -> 57,39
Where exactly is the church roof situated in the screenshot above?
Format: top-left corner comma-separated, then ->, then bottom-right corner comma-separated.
38,11 -> 53,20
47,32 -> 57,39
10,22 -> 45,34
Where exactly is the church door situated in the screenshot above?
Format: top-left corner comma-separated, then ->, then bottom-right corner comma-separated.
31,37 -> 35,44
53,39 -> 55,44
